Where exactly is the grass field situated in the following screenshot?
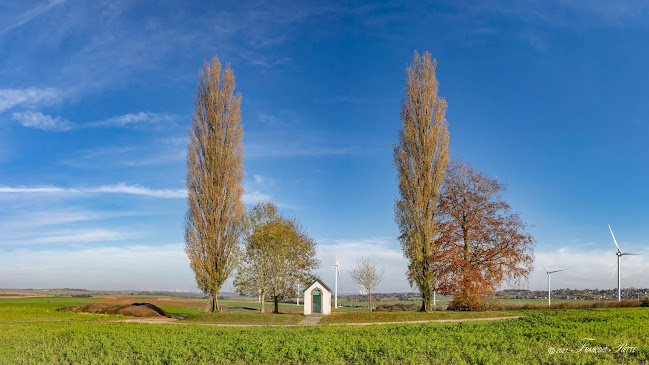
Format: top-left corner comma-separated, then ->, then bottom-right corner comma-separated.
321,310 -> 515,324
1,296 -> 648,363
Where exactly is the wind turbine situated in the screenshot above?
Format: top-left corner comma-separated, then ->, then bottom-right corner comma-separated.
608,225 -> 640,302
541,264 -> 567,308
333,256 -> 342,308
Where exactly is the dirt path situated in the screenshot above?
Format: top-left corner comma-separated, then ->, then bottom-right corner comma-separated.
299,315 -> 324,325
107,315 -> 523,326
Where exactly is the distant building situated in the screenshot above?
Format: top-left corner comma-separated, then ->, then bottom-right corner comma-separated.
303,279 -> 332,315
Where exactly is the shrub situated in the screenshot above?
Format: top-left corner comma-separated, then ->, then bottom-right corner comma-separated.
479,300 -> 505,311
448,292 -> 482,311
641,297 -> 649,307
374,303 -> 419,312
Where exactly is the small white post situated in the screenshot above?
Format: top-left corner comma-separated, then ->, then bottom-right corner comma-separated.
433,290 -> 436,306
258,289 -> 261,303
297,284 -> 300,305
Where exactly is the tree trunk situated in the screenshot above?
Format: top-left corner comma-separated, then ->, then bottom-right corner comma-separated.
419,237 -> 433,312
273,295 -> 279,313
205,291 -> 219,313
260,290 -> 266,313
420,265 -> 432,312
369,289 -> 372,312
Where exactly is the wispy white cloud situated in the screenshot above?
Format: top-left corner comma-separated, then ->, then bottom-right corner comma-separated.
240,53 -> 292,68
0,243 -> 198,291
62,142 -> 185,168
247,142 -> 360,158
1,228 -> 128,246
0,210 -> 136,231
9,111 -> 178,132
0,0 -> 65,36
88,183 -> 187,198
0,183 -> 186,198
0,183 -> 281,204
316,237 -> 410,293
11,111 -> 73,131
242,191 -> 272,204
526,246 -> 649,291
0,88 -> 66,112
85,112 -> 177,128
316,238 -> 649,293
257,113 -> 286,126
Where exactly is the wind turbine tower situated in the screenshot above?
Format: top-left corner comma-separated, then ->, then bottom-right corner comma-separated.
608,225 -> 640,302
333,259 -> 340,308
541,264 -> 566,308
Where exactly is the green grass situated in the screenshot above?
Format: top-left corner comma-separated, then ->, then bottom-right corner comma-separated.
0,297 -> 120,324
184,311 -> 303,325
156,305 -> 205,316
321,310 -> 516,324
2,297 -> 649,363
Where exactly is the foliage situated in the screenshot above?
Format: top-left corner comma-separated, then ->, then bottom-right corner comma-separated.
233,202 -> 278,312
642,297 -> 649,308
234,202 -> 319,313
350,257 -> 385,312
394,51 -> 450,312
185,55 -> 245,313
374,302 -> 421,312
438,160 -> 535,311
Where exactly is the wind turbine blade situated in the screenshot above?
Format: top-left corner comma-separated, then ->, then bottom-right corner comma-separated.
549,269 -> 568,274
608,261 -> 619,283
543,273 -> 548,285
541,264 -> 549,273
337,270 -> 343,292
609,224 -> 622,253
621,253 -> 641,256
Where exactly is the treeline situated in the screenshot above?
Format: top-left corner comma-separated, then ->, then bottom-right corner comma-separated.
495,288 -> 649,300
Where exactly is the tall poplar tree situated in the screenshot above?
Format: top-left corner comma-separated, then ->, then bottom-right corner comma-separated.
185,55 -> 245,313
394,51 -> 450,312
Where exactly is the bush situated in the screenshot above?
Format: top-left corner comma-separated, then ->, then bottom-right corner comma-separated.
479,300 -> 505,311
641,297 -> 649,307
374,303 -> 419,312
448,292 -> 482,311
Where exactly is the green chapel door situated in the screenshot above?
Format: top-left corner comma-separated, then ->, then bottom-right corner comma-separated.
313,290 -> 321,313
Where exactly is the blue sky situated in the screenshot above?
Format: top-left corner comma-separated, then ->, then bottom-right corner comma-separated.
1,0 -> 649,293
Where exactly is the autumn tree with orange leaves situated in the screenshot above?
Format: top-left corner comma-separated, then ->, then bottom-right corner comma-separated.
436,160 -> 534,311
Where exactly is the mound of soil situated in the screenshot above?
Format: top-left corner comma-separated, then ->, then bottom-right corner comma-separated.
57,302 -> 169,317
